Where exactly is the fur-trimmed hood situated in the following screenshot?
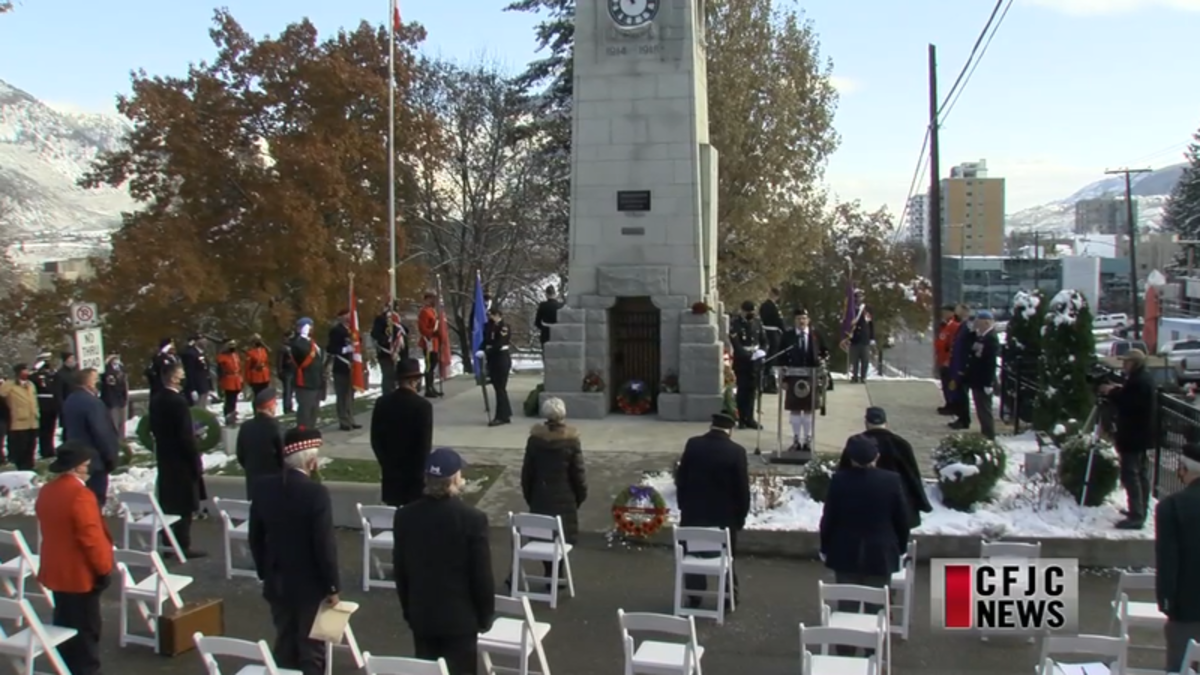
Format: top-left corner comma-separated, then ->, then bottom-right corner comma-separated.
529,422 -> 580,442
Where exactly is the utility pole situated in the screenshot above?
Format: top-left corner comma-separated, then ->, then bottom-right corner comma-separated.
927,44 -> 943,374
1105,167 -> 1151,340
1033,231 -> 1041,289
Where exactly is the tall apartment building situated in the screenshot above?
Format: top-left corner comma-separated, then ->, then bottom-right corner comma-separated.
1074,197 -> 1135,234
940,159 -> 1005,256
905,194 -> 928,243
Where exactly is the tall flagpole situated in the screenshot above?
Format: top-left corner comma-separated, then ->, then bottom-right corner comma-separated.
387,0 -> 398,301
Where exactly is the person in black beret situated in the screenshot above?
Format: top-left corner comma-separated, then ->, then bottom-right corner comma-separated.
235,386 -> 284,502
249,426 -> 341,675
673,412 -> 750,611
729,301 -> 766,429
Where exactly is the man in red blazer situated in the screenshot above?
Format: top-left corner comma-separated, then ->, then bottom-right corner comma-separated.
35,441 -> 115,675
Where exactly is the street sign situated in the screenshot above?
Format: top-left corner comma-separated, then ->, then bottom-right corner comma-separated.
70,302 -> 99,328
74,327 -> 105,371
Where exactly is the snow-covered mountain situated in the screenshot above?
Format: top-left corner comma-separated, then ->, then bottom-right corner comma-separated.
0,79 -> 132,261
1006,163 -> 1186,234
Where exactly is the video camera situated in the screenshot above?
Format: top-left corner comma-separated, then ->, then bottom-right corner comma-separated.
1085,362 -> 1124,388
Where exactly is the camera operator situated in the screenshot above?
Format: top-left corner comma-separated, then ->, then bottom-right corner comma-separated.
1098,349 -> 1156,530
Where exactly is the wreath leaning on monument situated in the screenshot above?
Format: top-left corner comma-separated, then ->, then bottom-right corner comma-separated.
612,485 -> 669,538
582,371 -> 605,393
135,406 -> 223,454
616,380 -> 653,415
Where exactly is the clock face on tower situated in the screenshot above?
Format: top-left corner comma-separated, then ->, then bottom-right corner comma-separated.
608,0 -> 660,29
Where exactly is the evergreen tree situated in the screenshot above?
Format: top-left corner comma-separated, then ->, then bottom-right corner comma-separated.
1034,290 -> 1096,432
1163,126 -> 1200,246
1004,289 -> 1046,363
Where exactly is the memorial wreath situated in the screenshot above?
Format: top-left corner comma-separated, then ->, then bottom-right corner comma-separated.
136,406 -> 222,454
582,371 -> 605,393
616,380 -> 652,415
611,485 -> 669,538
660,372 -> 679,394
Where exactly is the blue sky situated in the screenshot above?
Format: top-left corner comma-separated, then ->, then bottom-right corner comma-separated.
1,0 -> 1197,214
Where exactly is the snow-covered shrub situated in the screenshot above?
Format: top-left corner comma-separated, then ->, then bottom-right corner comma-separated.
751,472 -> 786,513
136,407 -> 223,454
1056,434 -> 1120,507
802,454 -> 840,503
1034,290 -> 1096,432
1005,289 -> 1046,358
932,433 -> 1007,511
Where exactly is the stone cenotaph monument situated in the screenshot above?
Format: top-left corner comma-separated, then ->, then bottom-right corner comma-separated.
541,0 -> 725,421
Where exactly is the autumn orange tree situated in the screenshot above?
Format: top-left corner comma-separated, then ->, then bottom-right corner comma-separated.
2,9 -> 437,358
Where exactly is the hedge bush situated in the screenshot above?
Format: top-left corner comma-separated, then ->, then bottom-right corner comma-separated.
1056,434 -> 1120,506
1034,290 -> 1096,432
932,432 -> 1007,511
802,454 -> 840,503
136,406 -> 223,454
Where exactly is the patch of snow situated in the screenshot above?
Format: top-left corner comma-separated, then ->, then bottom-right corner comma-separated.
938,463 -> 981,482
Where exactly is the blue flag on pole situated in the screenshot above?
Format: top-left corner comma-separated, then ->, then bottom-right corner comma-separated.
471,272 -> 487,374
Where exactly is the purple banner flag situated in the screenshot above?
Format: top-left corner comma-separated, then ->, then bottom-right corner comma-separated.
839,270 -> 858,344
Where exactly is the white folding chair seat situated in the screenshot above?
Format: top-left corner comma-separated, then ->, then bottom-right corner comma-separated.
356,504 -> 397,591
117,491 -> 186,562
888,539 -> 916,640
193,632 -> 303,675
363,652 -> 450,675
1107,571 -> 1166,662
322,619 -> 365,675
0,530 -> 53,616
115,549 -> 192,652
212,497 -> 254,580
800,623 -> 883,675
980,541 -> 1041,644
1180,638 -> 1200,675
672,527 -> 735,626
0,597 -> 75,675
479,595 -> 552,675
508,513 -> 575,609
818,582 -> 890,672
1035,634 -> 1128,675
618,610 -> 703,675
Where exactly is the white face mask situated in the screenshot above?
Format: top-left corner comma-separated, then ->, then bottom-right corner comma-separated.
299,324 -> 312,338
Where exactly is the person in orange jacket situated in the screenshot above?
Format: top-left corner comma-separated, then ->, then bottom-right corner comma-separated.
417,292 -> 443,399
216,340 -> 244,425
934,304 -> 963,415
243,334 -> 272,397
36,441 -> 115,675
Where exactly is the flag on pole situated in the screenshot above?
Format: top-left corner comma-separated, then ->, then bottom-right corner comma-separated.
435,278 -> 452,380
392,0 -> 402,32
471,272 -> 487,375
839,265 -> 858,348
349,277 -> 367,392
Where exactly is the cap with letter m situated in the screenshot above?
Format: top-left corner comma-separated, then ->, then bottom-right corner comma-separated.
931,557 -> 1080,635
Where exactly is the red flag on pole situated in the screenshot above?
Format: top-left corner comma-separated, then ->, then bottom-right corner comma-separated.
349,277 -> 366,392
392,0 -> 402,32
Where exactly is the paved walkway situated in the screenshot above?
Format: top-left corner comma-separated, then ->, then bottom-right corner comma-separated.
0,517 -> 1165,675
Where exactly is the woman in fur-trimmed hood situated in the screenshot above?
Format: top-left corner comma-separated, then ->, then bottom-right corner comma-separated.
520,397 -> 588,544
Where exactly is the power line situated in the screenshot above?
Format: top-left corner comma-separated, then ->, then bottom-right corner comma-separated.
891,128 -> 931,243
937,0 -> 1006,117
940,0 -> 1013,125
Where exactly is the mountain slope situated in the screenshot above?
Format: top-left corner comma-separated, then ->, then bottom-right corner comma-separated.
0,79 -> 133,246
1006,163 -> 1185,234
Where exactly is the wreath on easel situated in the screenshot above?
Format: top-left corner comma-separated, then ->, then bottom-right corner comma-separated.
612,485 -> 669,538
616,380 -> 652,415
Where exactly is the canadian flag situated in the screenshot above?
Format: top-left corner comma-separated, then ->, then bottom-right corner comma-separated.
349,279 -> 366,392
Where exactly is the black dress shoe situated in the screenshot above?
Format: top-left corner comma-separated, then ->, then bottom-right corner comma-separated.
351,423 -> 362,429
487,419 -> 510,427
1115,518 -> 1145,530
948,420 -> 969,430
742,420 -> 761,430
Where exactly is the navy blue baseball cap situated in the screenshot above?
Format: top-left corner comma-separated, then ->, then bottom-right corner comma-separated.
426,447 -> 464,477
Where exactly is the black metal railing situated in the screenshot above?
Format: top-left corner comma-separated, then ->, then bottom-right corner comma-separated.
1000,356 -> 1041,434
1153,391 -> 1194,497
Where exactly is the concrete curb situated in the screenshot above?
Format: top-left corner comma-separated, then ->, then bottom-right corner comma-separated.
204,477 -> 1153,568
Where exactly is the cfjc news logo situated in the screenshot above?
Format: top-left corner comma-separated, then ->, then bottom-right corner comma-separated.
930,559 -> 1080,634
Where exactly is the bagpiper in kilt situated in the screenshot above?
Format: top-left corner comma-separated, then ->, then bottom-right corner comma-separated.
777,308 -> 829,453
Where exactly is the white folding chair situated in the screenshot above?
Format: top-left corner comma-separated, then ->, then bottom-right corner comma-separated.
356,504 -> 397,591
618,609 -> 704,675
888,539 -> 917,640
1107,572 -> 1165,635
0,530 -> 53,617
508,513 -> 575,609
1035,633 -> 1128,675
211,497 -> 254,580
818,581 -> 891,673
323,617 -> 364,675
117,491 -> 186,562
980,540 -> 1041,644
800,623 -> 883,675
363,651 -> 450,675
0,597 -> 75,675
672,527 -> 735,626
115,548 -> 193,652
193,632 -> 302,675
1181,639 -> 1200,675
478,594 -> 552,675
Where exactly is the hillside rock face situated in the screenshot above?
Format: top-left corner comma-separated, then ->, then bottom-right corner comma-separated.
1006,164 -> 1185,234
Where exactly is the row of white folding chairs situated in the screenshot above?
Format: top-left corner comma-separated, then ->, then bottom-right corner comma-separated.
1033,633 -> 1199,675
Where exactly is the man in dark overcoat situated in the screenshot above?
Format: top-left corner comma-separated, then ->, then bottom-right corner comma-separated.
673,413 -> 750,608
326,310 -> 359,431
1101,349 -> 1158,529
370,358 -> 433,506
759,287 -> 785,393
1156,444 -> 1200,672
61,368 -> 120,507
148,362 -> 207,558
180,336 -> 212,407
249,427 -> 341,675
235,387 -> 284,502
393,448 -> 495,675
838,407 -> 932,527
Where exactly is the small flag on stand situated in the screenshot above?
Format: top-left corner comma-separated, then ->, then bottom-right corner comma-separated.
839,265 -> 858,349
349,277 -> 366,392
435,279 -> 452,380
471,272 -> 487,376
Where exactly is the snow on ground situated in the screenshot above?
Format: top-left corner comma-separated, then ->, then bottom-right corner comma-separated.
643,432 -> 1152,540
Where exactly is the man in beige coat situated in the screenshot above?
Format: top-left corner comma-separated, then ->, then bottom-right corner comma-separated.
0,364 -> 40,469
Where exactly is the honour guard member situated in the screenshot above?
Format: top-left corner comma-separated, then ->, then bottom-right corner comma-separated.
477,307 -> 513,427
779,308 -> 829,452
759,288 -> 785,394
180,335 -> 212,407
31,351 -> 60,459
290,318 -> 326,430
418,293 -> 444,399
729,301 -> 766,429
534,286 -> 563,350
371,301 -> 408,394
146,339 -> 178,398
847,289 -> 875,383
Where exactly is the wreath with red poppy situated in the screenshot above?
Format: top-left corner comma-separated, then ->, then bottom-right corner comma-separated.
611,485 -> 669,538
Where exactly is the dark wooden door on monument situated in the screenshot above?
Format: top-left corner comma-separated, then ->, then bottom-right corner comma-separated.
609,297 -> 661,412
